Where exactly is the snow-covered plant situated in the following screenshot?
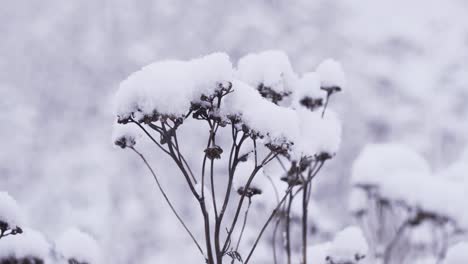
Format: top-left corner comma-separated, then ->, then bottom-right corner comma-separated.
0,192 -> 23,241
350,144 -> 468,264
112,50 -> 344,264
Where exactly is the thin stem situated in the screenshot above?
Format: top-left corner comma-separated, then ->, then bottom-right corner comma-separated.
383,219 -> 410,264
210,159 -> 219,218
130,147 -> 206,259
222,150 -> 277,253
276,156 -> 288,172
272,215 -> 281,264
131,120 -> 171,156
230,198 -> 252,264
321,93 -> 331,118
301,182 -> 308,264
244,187 -> 293,264
285,192 -> 293,264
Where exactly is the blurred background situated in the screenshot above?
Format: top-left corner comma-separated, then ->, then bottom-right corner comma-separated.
1,0 -> 468,262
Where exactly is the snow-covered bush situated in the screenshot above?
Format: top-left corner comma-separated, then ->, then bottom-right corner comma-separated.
112,50 -> 345,264
350,143 -> 468,264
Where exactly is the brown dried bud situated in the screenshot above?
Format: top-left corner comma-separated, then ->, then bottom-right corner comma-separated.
204,145 -> 223,160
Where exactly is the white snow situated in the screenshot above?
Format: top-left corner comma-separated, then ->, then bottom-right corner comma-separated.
223,80 -> 299,145
292,72 -> 326,108
0,228 -> 50,260
327,226 -> 368,262
0,192 -> 23,229
56,228 -> 101,264
307,242 -> 332,264
115,53 -> 233,121
307,226 -> 368,264
223,80 -> 342,158
236,50 -> 298,93
293,108 -> 342,158
444,242 -> 468,264
316,59 -> 346,89
348,188 -> 368,216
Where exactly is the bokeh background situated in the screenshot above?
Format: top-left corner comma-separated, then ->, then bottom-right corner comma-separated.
1,0 -> 468,262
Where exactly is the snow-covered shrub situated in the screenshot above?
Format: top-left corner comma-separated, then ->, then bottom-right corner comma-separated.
350,143 -> 468,264
0,192 -> 23,241
112,50 -> 344,264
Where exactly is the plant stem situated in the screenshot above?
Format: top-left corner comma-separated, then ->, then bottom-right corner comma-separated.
244,187 -> 293,264
130,147 -> 206,259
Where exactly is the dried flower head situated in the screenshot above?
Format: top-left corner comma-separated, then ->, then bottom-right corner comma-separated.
237,186 -> 262,198
204,145 -> 223,160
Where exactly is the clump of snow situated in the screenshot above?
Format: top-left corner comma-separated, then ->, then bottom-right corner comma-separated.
223,80 -> 342,158
292,72 -> 326,110
223,80 -> 299,145
236,50 -> 298,93
307,226 -> 368,264
444,242 -> 468,264
0,192 -> 24,229
316,59 -> 346,90
115,53 -> 233,121
0,228 -> 50,260
112,122 -> 141,149
56,228 -> 101,264
327,226 -> 368,263
293,108 -> 342,158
